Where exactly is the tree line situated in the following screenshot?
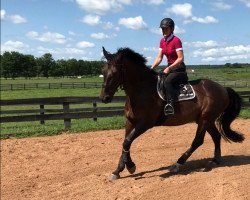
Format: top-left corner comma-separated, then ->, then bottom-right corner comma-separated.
0,51 -> 105,79
1,51 -> 249,79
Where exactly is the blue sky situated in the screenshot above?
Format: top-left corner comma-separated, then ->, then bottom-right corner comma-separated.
1,0 -> 250,65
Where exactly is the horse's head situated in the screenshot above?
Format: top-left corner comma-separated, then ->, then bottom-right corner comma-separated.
100,47 -> 123,103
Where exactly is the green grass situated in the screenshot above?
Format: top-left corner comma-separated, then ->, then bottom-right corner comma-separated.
1,67 -> 250,139
240,108 -> 250,119
187,67 -> 250,81
0,88 -> 125,100
0,76 -> 103,84
0,116 -> 125,139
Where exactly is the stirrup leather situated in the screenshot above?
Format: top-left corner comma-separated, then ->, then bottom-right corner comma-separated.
164,103 -> 174,115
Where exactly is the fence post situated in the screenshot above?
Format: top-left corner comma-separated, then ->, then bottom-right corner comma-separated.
40,104 -> 45,124
93,101 -> 97,121
63,102 -> 71,129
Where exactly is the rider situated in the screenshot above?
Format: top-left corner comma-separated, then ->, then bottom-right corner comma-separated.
151,18 -> 188,115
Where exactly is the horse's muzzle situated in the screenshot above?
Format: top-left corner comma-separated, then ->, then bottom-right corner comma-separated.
100,95 -> 112,103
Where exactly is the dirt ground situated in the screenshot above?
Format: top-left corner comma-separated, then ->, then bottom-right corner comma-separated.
1,119 -> 250,200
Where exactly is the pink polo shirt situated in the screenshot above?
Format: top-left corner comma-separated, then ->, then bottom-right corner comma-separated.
159,34 -> 183,64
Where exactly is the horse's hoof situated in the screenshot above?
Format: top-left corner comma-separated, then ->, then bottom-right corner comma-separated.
202,161 -> 217,172
108,173 -> 120,181
169,163 -> 182,173
127,165 -> 136,174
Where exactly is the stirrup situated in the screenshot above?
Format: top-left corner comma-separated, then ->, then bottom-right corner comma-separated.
164,103 -> 174,115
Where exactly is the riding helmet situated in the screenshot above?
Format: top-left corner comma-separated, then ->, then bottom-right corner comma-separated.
160,18 -> 175,30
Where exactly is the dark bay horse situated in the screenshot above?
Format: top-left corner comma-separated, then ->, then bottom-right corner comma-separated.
100,47 -> 244,180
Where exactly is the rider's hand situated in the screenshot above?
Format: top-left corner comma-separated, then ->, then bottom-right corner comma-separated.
163,67 -> 171,74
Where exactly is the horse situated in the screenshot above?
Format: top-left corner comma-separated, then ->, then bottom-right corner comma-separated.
100,47 -> 245,181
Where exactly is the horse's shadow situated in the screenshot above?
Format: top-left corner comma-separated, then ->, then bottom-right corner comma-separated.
122,155 -> 250,180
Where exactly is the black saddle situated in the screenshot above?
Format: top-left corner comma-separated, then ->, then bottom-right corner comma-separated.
157,74 -> 195,102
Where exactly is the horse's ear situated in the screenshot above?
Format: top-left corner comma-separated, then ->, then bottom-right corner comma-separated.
102,47 -> 112,60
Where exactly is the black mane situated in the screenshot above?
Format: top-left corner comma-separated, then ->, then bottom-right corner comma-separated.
117,48 -> 147,67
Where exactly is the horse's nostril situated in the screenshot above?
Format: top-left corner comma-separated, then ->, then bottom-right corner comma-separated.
102,95 -> 111,103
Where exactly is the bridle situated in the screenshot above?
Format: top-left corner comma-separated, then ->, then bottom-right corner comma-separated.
102,61 -> 125,92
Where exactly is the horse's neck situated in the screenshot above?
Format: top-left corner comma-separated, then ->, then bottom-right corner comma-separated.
123,63 -> 156,96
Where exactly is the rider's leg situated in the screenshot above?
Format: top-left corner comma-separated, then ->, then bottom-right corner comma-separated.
164,74 -> 176,115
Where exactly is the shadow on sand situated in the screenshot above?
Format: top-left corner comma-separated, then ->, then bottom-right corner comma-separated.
122,155 -> 250,180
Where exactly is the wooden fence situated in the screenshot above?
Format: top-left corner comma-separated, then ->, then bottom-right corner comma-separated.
0,91 -> 249,130
0,96 -> 125,129
1,80 -> 249,91
0,82 -> 102,91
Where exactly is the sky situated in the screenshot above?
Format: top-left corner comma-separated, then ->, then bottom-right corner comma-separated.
1,0 -> 250,65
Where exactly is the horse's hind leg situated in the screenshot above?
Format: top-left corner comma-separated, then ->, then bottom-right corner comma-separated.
206,124 -> 222,165
170,121 -> 207,173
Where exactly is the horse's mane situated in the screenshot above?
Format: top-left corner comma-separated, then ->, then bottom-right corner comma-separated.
117,48 -> 147,67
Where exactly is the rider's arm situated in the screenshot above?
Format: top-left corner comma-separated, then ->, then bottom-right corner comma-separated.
151,49 -> 163,69
165,50 -> 184,73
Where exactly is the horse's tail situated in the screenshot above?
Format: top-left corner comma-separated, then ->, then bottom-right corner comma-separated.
217,87 -> 245,143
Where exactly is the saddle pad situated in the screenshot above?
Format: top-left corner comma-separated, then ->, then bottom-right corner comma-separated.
157,76 -> 196,102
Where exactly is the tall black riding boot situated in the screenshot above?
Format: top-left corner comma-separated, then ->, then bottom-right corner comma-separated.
164,98 -> 174,115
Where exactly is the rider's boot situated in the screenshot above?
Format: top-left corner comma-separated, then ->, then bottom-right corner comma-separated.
164,98 -> 174,115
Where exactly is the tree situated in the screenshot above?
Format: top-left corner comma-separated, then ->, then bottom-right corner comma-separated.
67,59 -> 78,76
36,53 -> 56,78
1,51 -> 23,79
21,54 -> 37,78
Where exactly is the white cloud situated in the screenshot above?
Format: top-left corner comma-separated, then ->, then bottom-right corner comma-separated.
141,0 -> 164,5
75,0 -> 130,15
166,3 -> 218,24
211,2 -> 232,10
80,14 -> 101,26
167,3 -> 193,18
1,9 -> 6,20
188,16 -> 218,24
1,40 -> 29,52
102,21 -> 114,29
192,45 -> 250,62
26,31 -> 39,38
118,16 -> 147,30
117,0 -> 132,5
190,40 -> 219,48
90,32 -> 117,39
175,25 -> 186,34
1,10 -> 27,24
37,46 -> 86,55
68,31 -> 76,36
76,41 -> 95,48
26,31 -> 67,44
91,33 -> 108,39
151,25 -> 185,35
142,47 -> 158,52
150,28 -> 162,35
9,14 -> 27,24
239,0 -> 250,8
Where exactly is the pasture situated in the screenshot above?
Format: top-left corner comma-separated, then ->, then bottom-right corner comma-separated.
1,66 -> 250,139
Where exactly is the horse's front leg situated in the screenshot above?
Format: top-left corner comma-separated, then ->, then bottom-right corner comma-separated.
109,125 -> 148,181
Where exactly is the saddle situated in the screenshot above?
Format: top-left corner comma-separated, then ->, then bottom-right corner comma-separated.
157,74 -> 195,102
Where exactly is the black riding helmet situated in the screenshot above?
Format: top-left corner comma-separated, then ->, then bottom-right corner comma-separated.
160,18 -> 175,30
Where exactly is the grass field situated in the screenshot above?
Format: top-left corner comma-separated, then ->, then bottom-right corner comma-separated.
1,66 -> 250,139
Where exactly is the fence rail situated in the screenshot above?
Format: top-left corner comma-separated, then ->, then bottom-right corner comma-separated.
1,80 -> 249,91
0,96 -> 126,129
0,82 -> 103,91
0,92 -> 249,130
